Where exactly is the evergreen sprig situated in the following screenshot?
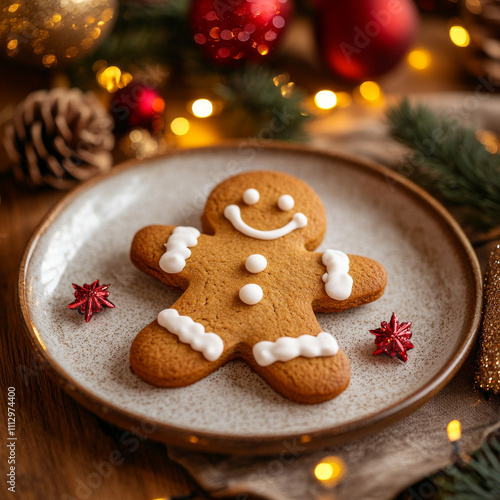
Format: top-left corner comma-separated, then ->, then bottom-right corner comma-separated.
387,99 -> 500,230
216,65 -> 309,141
434,430 -> 500,499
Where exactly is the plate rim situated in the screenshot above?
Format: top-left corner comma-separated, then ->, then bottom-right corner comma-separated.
18,142 -> 483,455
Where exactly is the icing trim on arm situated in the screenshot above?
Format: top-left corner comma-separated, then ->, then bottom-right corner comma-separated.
252,332 -> 339,367
224,204 -> 307,240
159,226 -> 201,274
157,308 -> 224,362
322,249 -> 353,300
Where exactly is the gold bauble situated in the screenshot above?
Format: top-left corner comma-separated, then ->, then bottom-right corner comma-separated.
0,0 -> 118,68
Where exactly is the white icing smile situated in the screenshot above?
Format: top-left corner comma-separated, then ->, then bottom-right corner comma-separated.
224,204 -> 307,241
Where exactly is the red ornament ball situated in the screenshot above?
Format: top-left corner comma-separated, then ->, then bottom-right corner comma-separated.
110,82 -> 165,133
189,0 -> 292,65
319,0 -> 419,80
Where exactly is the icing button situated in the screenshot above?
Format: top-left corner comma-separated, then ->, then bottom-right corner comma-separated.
239,284 -> 263,305
243,188 -> 259,205
245,254 -> 267,274
278,194 -> 294,211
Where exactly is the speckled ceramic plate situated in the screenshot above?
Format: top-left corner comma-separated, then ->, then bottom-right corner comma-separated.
19,144 -> 482,455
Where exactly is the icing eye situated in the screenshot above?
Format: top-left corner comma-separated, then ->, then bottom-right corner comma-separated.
243,188 -> 260,205
278,194 -> 294,211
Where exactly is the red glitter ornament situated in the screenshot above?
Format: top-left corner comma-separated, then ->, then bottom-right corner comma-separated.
110,81 -> 165,133
68,280 -> 115,323
318,0 -> 419,80
189,0 -> 292,65
370,313 -> 413,362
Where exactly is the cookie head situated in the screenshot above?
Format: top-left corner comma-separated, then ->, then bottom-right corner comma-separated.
202,171 -> 326,249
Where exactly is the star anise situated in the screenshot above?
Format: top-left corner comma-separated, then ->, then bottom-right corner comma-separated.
68,280 -> 115,323
370,313 -> 413,362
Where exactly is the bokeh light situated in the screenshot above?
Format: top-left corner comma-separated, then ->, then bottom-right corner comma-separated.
407,49 -> 432,70
359,81 -> 382,101
97,65 -> 133,93
314,456 -> 346,485
314,90 -> 337,110
449,26 -> 470,47
447,420 -> 461,442
171,117 -> 190,136
476,130 -> 499,154
191,99 -> 214,118
280,82 -> 295,98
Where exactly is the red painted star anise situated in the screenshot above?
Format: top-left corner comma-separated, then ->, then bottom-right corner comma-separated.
68,280 -> 115,323
370,313 -> 414,362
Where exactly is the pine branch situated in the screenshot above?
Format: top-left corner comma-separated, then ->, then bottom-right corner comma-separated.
434,431 -> 500,499
387,99 -> 500,231
215,65 -> 309,141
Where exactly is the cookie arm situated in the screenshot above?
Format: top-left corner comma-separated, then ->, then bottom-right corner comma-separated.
310,252 -> 387,313
130,225 -> 210,290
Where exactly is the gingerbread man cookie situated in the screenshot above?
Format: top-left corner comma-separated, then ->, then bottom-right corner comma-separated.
130,171 -> 386,404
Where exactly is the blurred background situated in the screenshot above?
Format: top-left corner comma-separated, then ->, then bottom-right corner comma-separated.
0,0 -> 498,170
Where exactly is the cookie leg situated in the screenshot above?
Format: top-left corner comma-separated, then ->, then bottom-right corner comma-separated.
130,319 -> 227,387
250,349 -> 350,404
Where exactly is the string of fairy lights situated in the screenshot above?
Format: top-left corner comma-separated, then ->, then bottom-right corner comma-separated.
123,419 -> 466,499
92,58 -> 401,155
311,419 -> 465,496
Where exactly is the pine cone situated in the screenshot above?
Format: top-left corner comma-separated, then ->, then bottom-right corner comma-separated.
3,87 -> 115,189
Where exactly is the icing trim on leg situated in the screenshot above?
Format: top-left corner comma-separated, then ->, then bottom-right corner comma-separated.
322,249 -> 353,300
157,309 -> 224,362
252,332 -> 339,367
159,226 -> 201,274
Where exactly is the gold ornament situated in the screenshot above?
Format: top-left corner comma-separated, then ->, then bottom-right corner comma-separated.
0,0 -> 117,69
476,245 -> 500,393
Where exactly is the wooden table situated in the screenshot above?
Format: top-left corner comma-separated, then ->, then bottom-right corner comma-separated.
1,16 -> 498,500
0,175 -> 201,499
0,61 -> 199,499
